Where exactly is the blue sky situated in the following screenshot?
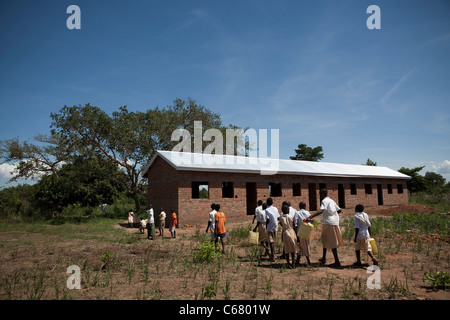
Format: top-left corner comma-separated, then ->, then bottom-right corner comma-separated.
1,0 -> 450,188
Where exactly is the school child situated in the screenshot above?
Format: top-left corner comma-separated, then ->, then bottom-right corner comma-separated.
205,203 -> 217,241
252,200 -> 263,224
294,202 -> 311,265
214,204 -> 227,254
169,209 -> 177,238
265,197 -> 280,262
253,202 -> 269,257
146,204 -> 155,240
308,189 -> 344,268
158,208 -> 166,237
280,204 -> 298,269
128,209 -> 135,228
353,204 -> 378,266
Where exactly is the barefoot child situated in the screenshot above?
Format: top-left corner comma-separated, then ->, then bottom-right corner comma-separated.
280,204 -> 298,268
308,189 -> 344,267
265,197 -> 280,262
253,202 -> 269,257
205,203 -> 217,241
158,208 -> 166,237
169,209 -> 177,238
128,209 -> 135,228
353,204 -> 378,266
294,202 -> 311,265
214,204 -> 227,254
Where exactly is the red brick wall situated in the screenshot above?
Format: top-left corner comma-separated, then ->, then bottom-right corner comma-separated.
146,156 -> 408,227
146,157 -> 179,227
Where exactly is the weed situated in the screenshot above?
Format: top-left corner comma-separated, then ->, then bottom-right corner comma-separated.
191,240 -> 222,263
142,262 -> 150,283
127,259 -> 135,285
26,270 -> 47,300
199,282 -> 217,300
227,224 -> 251,245
342,277 -> 366,300
264,271 -> 274,296
222,276 -> 232,300
423,271 -> 450,289
2,271 -> 21,300
383,275 -> 411,298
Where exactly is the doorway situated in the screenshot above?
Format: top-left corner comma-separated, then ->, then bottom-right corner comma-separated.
246,182 -> 257,215
338,184 -> 346,208
308,183 -> 317,211
377,184 -> 384,205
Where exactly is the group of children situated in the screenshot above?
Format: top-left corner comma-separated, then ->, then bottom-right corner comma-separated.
146,204 -> 178,239
252,189 -> 378,269
252,197 -> 311,268
129,188 -> 378,269
127,205 -> 178,239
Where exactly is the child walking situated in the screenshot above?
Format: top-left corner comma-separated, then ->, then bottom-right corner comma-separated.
205,203 -> 217,241
353,204 -> 378,266
294,202 -> 311,265
280,204 -> 298,269
214,204 -> 227,254
308,189 -> 344,268
253,202 -> 269,257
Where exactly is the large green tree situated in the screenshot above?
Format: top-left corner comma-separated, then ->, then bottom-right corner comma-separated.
34,155 -> 127,215
49,98 -> 229,210
424,171 -> 446,188
0,134 -> 69,180
1,98 -> 243,211
290,144 -> 324,161
398,166 -> 428,193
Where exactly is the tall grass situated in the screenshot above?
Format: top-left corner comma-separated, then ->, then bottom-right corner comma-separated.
342,212 -> 449,240
410,190 -> 450,213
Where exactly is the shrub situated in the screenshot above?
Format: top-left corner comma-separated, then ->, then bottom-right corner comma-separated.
191,241 -> 221,263
423,271 -> 450,289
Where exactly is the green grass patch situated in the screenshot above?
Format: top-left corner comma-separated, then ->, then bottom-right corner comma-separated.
341,212 -> 449,240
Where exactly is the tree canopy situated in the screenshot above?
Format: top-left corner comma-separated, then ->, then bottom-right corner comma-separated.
290,144 -> 324,161
365,158 -> 377,166
1,98 -> 241,211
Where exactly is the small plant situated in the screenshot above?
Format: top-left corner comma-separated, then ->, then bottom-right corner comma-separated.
227,225 -> 251,244
383,276 -> 410,298
27,270 -> 47,300
201,282 -> 217,300
127,259 -> 135,285
100,251 -> 114,264
423,271 -> 450,289
222,277 -> 232,300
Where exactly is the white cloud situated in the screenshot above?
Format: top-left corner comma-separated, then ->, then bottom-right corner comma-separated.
434,160 -> 450,175
0,163 -> 16,180
424,160 -> 450,183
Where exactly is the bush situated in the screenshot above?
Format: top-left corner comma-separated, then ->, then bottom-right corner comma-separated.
227,224 -> 252,244
423,271 -> 450,289
191,241 -> 221,263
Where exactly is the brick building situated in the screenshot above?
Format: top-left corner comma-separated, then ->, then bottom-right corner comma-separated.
142,150 -> 410,227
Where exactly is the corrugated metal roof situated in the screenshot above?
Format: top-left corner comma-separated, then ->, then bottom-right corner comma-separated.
143,150 -> 411,180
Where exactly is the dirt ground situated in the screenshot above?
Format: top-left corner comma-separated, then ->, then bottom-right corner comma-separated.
0,203 -> 448,300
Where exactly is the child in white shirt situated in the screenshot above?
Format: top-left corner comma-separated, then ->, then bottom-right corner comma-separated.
353,204 -> 378,266
294,202 -> 311,265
